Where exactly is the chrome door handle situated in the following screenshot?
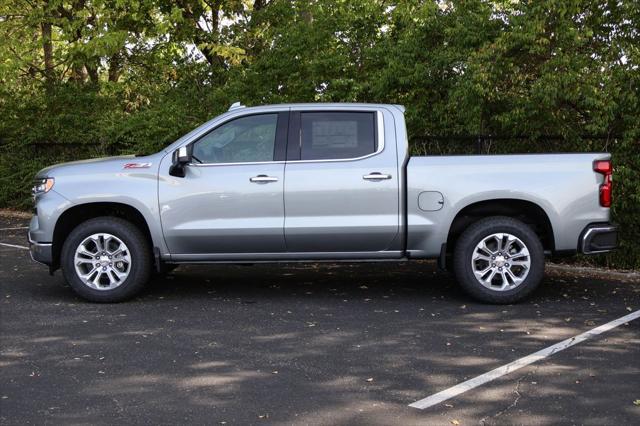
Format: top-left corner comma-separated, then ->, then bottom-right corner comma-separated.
363,172 -> 392,181
250,175 -> 279,183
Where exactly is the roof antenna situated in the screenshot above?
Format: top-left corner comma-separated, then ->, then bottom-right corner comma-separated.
228,101 -> 244,111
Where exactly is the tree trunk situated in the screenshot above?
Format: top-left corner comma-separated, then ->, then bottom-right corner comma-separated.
198,5 -> 221,67
41,21 -> 54,82
70,64 -> 88,82
108,53 -> 121,82
86,61 -> 99,84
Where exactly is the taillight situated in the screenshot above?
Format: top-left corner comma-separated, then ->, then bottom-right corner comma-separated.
593,160 -> 612,207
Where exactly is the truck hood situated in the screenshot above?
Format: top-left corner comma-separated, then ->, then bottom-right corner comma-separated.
36,155 -> 144,178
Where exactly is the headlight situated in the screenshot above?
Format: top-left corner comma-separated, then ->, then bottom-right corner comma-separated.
32,178 -> 55,195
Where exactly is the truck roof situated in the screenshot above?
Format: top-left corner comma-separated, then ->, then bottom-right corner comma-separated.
228,101 -> 406,113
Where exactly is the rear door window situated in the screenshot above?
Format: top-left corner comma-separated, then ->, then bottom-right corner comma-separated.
299,112 -> 377,160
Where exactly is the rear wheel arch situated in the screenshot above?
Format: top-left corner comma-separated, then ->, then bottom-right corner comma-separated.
52,202 -> 154,270
446,199 -> 555,255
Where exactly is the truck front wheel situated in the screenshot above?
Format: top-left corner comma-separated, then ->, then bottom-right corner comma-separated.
61,217 -> 152,302
453,216 -> 544,304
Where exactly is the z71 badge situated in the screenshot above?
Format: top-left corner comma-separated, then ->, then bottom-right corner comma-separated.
123,162 -> 152,169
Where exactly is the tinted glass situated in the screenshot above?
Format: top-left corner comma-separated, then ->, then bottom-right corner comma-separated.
192,114 -> 278,163
300,112 -> 376,160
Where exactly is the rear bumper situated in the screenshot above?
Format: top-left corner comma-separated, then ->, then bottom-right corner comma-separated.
579,223 -> 618,254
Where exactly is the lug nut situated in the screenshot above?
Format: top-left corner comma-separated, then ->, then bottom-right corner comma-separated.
506,263 -> 510,267
492,263 -> 496,267
499,267 -> 503,271
102,266 -> 107,271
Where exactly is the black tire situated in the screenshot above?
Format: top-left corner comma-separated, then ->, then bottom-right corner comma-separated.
453,216 -> 545,304
61,217 -> 152,302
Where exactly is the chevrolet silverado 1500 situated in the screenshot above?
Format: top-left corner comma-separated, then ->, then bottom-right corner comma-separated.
29,103 -> 618,303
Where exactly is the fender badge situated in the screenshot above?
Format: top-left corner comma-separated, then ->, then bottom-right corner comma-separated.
123,162 -> 152,169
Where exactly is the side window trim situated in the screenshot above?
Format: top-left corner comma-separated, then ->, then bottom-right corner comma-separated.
286,111 -> 301,161
286,110 -> 384,163
189,112 -> 289,166
274,111 -> 290,162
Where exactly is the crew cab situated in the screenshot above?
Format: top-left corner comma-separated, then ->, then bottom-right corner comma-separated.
29,103 -> 618,303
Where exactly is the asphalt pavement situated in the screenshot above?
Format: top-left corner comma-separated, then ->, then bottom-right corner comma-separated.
1,215 -> 639,425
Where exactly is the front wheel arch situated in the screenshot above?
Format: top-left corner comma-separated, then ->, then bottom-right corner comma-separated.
52,202 -> 154,271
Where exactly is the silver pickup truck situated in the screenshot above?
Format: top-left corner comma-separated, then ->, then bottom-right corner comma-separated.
29,102 -> 617,303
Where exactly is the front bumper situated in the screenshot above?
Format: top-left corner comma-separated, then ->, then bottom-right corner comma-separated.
28,213 -> 53,266
28,236 -> 53,266
579,223 -> 618,254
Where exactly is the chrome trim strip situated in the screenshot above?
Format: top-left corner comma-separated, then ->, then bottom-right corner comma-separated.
249,175 -> 279,183
191,161 -> 285,167
286,110 -> 385,164
28,235 -> 52,247
581,225 -> 617,254
187,110 -> 385,167
363,173 -> 392,180
28,236 -> 52,266
170,250 -> 403,262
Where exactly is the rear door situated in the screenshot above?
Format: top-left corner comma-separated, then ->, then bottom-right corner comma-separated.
283,108 -> 400,254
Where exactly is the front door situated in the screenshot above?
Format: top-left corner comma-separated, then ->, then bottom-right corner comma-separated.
283,109 -> 400,253
159,112 -> 288,258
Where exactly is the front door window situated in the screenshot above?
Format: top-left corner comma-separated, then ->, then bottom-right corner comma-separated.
192,114 -> 278,164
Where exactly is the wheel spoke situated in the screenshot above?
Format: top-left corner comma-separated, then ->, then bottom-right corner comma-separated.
505,268 -> 521,285
77,248 -> 95,258
504,236 -> 517,253
111,268 -> 129,281
91,237 -> 103,252
499,271 -> 509,289
473,252 -> 492,262
474,265 -> 492,279
80,266 -> 98,278
104,236 -> 114,252
107,269 -> 121,285
480,241 -> 495,256
510,248 -> 529,259
486,269 -> 498,284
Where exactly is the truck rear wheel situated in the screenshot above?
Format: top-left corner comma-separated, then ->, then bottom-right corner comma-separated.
453,216 -> 544,304
61,217 -> 152,302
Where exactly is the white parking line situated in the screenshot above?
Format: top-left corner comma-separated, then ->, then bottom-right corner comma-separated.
0,227 -> 28,231
409,309 -> 640,410
0,242 -> 29,250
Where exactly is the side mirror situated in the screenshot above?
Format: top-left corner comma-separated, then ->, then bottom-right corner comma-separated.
169,145 -> 193,177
